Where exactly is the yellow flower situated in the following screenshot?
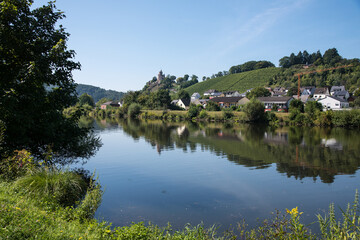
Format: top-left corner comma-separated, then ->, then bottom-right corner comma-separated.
286,207 -> 303,216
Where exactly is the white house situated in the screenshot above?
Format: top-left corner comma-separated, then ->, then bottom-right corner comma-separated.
313,87 -> 330,100
176,98 -> 191,110
318,96 -> 349,110
191,92 -> 201,102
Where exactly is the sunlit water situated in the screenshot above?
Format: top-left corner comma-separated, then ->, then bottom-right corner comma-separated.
75,118 -> 360,232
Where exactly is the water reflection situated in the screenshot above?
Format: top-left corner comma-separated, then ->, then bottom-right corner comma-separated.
90,117 -> 360,183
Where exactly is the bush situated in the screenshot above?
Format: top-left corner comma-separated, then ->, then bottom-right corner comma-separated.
198,109 -> 208,119
128,103 -> 142,118
0,150 -> 36,180
222,109 -> 234,120
206,101 -> 220,111
243,99 -> 266,122
305,101 -> 322,120
289,99 -> 304,113
187,104 -> 199,119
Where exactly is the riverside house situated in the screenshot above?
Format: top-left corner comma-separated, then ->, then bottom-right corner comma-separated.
101,101 -> 121,109
318,96 -> 349,110
258,96 -> 294,112
209,97 -> 249,108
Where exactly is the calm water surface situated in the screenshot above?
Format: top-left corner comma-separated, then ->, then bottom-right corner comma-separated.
76,118 -> 360,231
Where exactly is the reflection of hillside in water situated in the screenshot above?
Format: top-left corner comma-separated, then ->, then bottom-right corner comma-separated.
95,118 -> 360,183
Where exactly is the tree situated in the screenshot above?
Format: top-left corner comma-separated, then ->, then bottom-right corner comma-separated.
184,74 -> 189,81
205,101 -> 220,111
243,99 -> 266,122
305,101 -> 323,120
187,104 -> 199,119
323,48 -> 342,65
127,103 -> 141,118
0,1 -> 101,161
191,75 -> 198,81
176,90 -> 190,100
246,87 -> 271,99
78,93 -> 95,107
289,99 -> 304,113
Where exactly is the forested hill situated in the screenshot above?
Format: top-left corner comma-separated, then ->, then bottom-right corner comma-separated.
76,84 -> 125,103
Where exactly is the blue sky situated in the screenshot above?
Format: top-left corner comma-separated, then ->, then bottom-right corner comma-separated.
33,0 -> 360,92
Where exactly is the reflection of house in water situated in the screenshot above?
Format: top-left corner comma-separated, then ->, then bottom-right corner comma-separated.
263,131 -> 289,145
321,138 -> 343,150
176,125 -> 187,136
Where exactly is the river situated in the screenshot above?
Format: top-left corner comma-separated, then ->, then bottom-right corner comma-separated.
76,117 -> 360,232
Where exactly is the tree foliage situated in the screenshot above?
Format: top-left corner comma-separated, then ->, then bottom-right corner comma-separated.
243,99 -> 266,122
0,0 -> 101,161
78,93 -> 95,107
246,87 -> 271,99
229,60 -> 275,74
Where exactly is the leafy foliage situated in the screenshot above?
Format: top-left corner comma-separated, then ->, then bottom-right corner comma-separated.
246,87 -> 271,99
78,93 -> 95,107
127,103 -> 142,118
0,0 -> 101,161
243,99 -> 266,122
229,60 -> 275,74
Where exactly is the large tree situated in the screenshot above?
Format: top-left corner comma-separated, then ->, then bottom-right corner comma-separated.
0,0 -> 100,162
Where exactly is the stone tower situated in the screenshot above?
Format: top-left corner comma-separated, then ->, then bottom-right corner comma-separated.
157,70 -> 165,84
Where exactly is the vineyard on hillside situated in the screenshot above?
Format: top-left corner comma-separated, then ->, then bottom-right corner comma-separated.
185,68 -> 281,95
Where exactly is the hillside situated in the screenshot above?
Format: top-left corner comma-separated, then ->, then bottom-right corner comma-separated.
185,67 -> 281,95
76,84 -> 125,103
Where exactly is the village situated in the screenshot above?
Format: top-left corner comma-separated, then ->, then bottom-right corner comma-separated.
171,85 -> 353,112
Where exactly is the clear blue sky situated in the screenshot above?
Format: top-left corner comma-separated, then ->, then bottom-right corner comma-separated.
33,0 -> 360,92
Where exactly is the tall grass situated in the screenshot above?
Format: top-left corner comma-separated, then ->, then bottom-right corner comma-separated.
14,167 -> 87,207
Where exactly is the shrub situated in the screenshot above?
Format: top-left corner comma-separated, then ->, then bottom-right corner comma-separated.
198,109 -> 208,119
222,109 -> 234,120
187,104 -> 199,119
128,103 -> 142,118
206,101 -> 220,111
305,101 -> 322,120
0,150 -> 36,180
243,99 -> 266,122
290,99 -> 304,113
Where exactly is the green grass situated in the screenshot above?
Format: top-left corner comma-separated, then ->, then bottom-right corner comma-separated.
185,68 -> 281,95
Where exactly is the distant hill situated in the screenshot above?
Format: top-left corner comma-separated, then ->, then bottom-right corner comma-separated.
76,84 -> 125,103
185,67 -> 281,95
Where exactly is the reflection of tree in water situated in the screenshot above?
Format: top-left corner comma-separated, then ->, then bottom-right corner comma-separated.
98,119 -> 360,183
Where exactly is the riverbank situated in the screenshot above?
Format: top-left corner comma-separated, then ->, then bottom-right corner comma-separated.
2,149 -> 360,239
1,175 -> 360,239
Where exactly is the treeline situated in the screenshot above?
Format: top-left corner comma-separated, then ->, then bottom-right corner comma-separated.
76,84 -> 124,103
143,73 -> 199,92
278,48 -> 357,68
229,60 -> 275,74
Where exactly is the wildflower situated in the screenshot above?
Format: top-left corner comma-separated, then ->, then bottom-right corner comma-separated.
286,206 -> 303,216
15,207 -> 21,210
